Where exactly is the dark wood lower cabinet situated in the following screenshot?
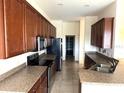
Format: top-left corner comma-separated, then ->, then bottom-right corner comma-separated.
41,77 -> 48,93
51,63 -> 56,76
79,80 -> 81,93
84,54 -> 96,69
28,70 -> 48,93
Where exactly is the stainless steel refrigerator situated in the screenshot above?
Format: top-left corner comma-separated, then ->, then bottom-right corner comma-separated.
47,38 -> 62,71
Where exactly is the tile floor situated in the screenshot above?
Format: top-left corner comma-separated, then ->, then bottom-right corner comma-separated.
51,60 -> 80,93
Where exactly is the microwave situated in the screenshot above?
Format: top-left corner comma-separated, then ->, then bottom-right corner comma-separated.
36,36 -> 46,51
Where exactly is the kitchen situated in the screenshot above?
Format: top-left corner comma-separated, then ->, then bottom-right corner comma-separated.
0,0 -> 124,93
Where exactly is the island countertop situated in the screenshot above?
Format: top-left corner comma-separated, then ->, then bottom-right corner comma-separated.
79,60 -> 124,84
0,66 -> 47,93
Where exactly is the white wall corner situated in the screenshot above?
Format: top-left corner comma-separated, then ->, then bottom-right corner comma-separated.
79,17 -> 86,65
26,0 -> 52,24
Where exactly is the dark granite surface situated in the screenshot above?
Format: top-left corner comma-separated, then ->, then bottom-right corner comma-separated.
39,53 -> 56,61
86,52 -> 111,66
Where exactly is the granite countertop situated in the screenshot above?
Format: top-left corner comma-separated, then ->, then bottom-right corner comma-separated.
0,66 -> 47,93
79,60 -> 124,84
39,54 -> 56,61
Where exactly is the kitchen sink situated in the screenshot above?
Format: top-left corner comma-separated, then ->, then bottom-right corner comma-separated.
89,64 -> 113,73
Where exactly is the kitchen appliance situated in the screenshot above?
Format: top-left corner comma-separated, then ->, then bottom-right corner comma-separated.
47,38 -> 62,71
27,53 -> 53,93
36,36 -> 47,51
46,38 -> 51,47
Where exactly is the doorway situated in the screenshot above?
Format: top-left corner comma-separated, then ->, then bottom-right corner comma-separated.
66,36 -> 75,60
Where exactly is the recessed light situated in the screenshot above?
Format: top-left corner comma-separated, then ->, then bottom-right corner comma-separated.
57,3 -> 64,6
57,0 -> 64,6
84,4 -> 90,7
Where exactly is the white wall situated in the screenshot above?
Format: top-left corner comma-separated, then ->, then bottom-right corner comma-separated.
84,16 -> 98,52
63,21 -> 80,61
52,20 -> 80,61
79,17 -> 85,65
114,0 -> 124,59
81,83 -> 124,93
26,0 -> 52,24
79,16 -> 98,65
51,20 -> 63,38
97,2 -> 116,20
63,21 -> 80,35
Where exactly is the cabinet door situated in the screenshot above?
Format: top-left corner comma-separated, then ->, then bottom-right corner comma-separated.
40,16 -> 44,37
36,14 -> 44,37
51,26 -> 56,38
4,0 -> 25,57
99,20 -> 104,48
42,19 -> 47,37
36,14 -> 41,36
36,84 -> 42,93
103,18 -> 113,48
41,77 -> 48,93
53,27 -> 56,38
25,4 -> 37,51
48,23 -> 51,38
84,54 -> 96,69
0,0 -> 6,58
96,22 -> 101,47
91,25 -> 95,45
91,18 -> 113,48
45,21 -> 48,38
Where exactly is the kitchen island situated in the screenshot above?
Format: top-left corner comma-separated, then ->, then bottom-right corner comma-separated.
79,59 -> 124,93
0,66 -> 47,93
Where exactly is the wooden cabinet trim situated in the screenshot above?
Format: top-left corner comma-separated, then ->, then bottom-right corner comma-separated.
0,0 -> 6,58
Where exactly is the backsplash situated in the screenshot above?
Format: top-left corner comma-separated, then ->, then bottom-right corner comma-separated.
98,48 -> 113,57
0,49 -> 46,81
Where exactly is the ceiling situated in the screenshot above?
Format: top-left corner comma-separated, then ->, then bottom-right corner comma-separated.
35,0 -> 115,20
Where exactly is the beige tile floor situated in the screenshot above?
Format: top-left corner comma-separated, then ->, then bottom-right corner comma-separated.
51,60 -> 79,93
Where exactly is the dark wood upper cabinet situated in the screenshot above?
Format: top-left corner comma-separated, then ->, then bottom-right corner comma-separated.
0,0 -> 25,58
0,0 -> 5,58
25,3 -> 37,51
40,16 -> 44,37
91,18 -> 114,48
36,14 -> 41,36
42,19 -> 46,38
0,0 -> 56,59
36,14 -> 44,37
53,27 -> 56,38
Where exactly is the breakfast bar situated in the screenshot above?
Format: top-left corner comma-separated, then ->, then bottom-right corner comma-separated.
79,59 -> 124,93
